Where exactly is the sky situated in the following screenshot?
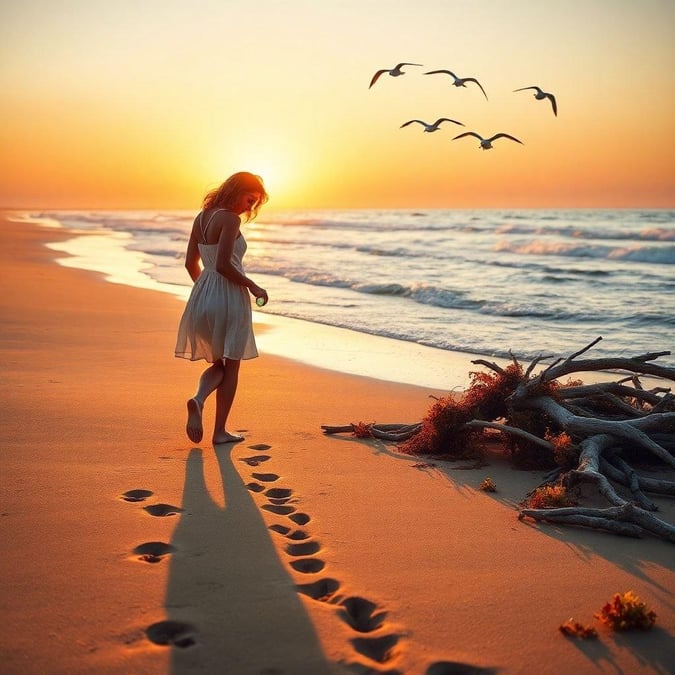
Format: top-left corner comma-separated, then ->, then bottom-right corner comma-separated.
1,0 -> 674,210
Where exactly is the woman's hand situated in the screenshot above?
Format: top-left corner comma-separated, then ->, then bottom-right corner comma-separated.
250,284 -> 268,307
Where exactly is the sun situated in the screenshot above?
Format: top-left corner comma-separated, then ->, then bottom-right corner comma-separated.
207,134 -> 303,208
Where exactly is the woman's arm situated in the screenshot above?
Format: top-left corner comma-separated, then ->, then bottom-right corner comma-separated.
215,213 -> 268,302
184,227 -> 202,282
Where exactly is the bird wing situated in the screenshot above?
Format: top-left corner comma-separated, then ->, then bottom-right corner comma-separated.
546,93 -> 558,116
400,120 -> 425,128
424,69 -> 456,77
489,133 -> 523,144
369,69 -> 388,88
466,78 -> 489,100
513,86 -> 538,93
396,62 -> 423,67
452,132 -> 482,141
437,118 -> 465,127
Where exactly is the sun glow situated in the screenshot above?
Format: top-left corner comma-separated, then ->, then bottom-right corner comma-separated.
204,131 -> 307,209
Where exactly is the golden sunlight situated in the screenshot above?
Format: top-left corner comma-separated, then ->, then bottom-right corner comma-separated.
204,132 -> 306,208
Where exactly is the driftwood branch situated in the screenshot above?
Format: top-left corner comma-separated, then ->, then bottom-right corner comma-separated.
462,420 -> 553,450
321,422 -> 422,442
322,339 -> 675,542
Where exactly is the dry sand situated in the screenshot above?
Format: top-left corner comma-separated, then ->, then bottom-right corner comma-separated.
1,214 -> 673,675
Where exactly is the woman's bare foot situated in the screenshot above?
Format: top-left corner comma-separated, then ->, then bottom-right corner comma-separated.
186,398 -> 203,443
212,431 -> 244,445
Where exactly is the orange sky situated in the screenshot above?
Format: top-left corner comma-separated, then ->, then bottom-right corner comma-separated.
1,0 -> 674,210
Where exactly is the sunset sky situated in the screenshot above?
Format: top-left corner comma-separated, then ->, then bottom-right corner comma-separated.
1,0 -> 674,210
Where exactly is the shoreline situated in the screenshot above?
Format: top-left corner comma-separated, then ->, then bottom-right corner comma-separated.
12,208 -> 512,391
1,214 -> 673,674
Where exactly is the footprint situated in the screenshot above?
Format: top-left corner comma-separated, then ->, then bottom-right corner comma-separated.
269,523 -> 291,535
288,512 -> 310,526
133,541 -> 175,563
251,472 -> 279,483
248,443 -> 272,451
351,634 -> 399,664
290,558 -> 325,574
121,489 -> 153,502
245,482 -> 265,493
265,487 -> 293,499
286,529 -> 310,541
240,455 -> 271,466
296,577 -> 340,602
143,503 -> 184,517
145,620 -> 196,648
426,663 -> 497,675
285,541 -> 321,557
268,497 -> 292,505
339,597 -> 387,633
262,504 -> 296,515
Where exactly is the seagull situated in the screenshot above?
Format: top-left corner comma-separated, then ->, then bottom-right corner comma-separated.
424,69 -> 489,100
452,131 -> 523,150
369,62 -> 423,89
400,117 -> 465,132
514,86 -> 557,116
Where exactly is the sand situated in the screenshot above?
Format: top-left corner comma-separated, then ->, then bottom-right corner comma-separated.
1,214 -> 673,675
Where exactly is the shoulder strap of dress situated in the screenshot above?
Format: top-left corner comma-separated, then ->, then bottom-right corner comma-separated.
201,208 -> 226,242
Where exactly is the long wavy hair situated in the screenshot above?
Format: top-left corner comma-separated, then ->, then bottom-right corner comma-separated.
202,172 -> 269,222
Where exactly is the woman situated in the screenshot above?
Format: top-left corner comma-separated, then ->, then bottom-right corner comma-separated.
175,171 -> 269,445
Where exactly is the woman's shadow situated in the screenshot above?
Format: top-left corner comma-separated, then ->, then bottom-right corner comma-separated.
156,446 -> 335,674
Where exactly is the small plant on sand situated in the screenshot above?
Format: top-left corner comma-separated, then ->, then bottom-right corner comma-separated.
478,477 -> 497,492
558,619 -> 598,639
522,484 -> 576,509
352,421 -> 374,438
595,591 -> 657,631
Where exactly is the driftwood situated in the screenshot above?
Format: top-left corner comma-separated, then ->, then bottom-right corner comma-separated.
322,338 -> 675,542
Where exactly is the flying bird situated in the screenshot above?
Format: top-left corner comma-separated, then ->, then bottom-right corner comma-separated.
452,131 -> 523,150
424,69 -> 489,101
369,62 -> 423,89
400,117 -> 465,132
514,86 -> 557,116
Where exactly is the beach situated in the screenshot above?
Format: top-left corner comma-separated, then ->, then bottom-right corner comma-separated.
1,214 -> 673,674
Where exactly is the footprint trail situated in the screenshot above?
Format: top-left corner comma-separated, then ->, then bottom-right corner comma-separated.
243,442 -> 404,672
121,488 -> 198,648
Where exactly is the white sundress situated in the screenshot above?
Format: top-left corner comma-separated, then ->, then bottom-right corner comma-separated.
174,209 -> 258,362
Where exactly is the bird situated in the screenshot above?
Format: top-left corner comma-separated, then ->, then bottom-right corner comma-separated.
514,86 -> 557,116
400,117 -> 465,132
452,131 -> 523,150
424,69 -> 489,100
369,62 -> 423,89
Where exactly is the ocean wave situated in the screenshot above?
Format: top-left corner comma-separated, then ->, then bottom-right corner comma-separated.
494,224 -> 675,242
609,245 -> 675,264
495,240 -> 675,265
287,271 -> 351,288
351,282 -> 410,296
129,246 -> 183,258
479,303 -> 583,320
355,245 -> 411,257
32,210 -> 191,238
348,281 -> 485,311
626,313 -> 675,327
408,285 -> 484,310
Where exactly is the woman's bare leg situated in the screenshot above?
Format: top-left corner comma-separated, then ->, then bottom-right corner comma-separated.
212,359 -> 243,444
186,362 -> 225,443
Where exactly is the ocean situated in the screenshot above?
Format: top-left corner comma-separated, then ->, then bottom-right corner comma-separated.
18,208 -> 675,388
